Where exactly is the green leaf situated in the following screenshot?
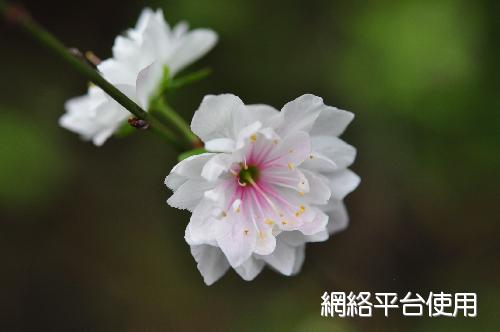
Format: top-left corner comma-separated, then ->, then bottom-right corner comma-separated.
169,68 -> 212,90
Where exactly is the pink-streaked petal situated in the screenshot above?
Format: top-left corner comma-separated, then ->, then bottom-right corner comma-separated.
263,131 -> 311,168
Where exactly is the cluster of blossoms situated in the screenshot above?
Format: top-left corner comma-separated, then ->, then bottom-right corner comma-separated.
59,9 -> 360,285
60,8 -> 217,145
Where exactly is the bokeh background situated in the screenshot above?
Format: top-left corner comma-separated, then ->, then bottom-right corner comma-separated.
1,0 -> 499,331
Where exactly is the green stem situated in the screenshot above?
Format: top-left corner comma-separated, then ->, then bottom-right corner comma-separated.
150,98 -> 198,146
0,1 -> 186,151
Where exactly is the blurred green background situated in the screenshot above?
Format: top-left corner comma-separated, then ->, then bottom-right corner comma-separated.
1,0 -> 499,331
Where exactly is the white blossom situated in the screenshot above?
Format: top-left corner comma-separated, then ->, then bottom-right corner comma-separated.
166,94 -> 360,284
59,8 -> 218,145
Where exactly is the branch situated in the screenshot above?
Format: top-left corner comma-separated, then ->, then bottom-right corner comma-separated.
0,1 -> 186,151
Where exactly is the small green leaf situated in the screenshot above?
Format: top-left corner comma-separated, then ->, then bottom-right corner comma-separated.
178,147 -> 207,161
169,68 -> 212,90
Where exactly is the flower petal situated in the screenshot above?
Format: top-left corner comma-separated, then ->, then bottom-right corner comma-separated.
165,153 -> 215,190
310,106 -> 354,137
254,227 -> 277,256
310,136 -> 356,169
136,61 -> 163,109
201,153 -> 237,181
167,179 -> 213,211
191,94 -> 247,143
324,199 -> 350,234
190,244 -> 230,285
246,104 -> 282,128
299,208 -> 328,236
167,29 -> 218,76
329,169 -> 361,200
291,245 -> 306,275
235,256 -> 265,281
259,240 -> 298,276
278,94 -> 325,137
301,169 -> 331,205
265,131 -> 311,168
216,218 -> 257,268
185,199 -> 219,246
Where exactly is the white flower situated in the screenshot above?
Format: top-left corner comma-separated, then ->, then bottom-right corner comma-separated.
59,8 -> 218,145
165,94 -> 360,285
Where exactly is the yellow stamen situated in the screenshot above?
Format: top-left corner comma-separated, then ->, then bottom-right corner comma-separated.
288,162 -> 294,170
264,219 -> 274,225
250,134 -> 257,142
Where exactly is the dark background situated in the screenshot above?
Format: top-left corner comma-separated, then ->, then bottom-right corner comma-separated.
1,0 -> 499,331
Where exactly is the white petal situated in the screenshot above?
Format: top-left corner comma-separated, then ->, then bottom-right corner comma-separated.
324,200 -> 350,234
329,169 -> 361,200
310,136 -> 356,169
134,8 -> 157,32
260,240 -> 298,276
167,179 -> 213,211
201,153 -> 236,181
98,59 -> 137,85
235,256 -> 265,281
191,94 -> 247,143
185,199 -> 218,245
278,94 -> 324,137
235,121 -> 262,150
165,153 -> 215,190
190,244 -> 230,285
254,227 -> 277,255
246,104 -> 282,128
301,169 -> 331,205
204,138 -> 235,153
299,208 -> 328,236
172,21 -> 189,38
267,131 -> 311,167
301,152 -> 338,173
136,61 -> 163,109
291,245 -> 306,275
167,29 -> 218,76
310,106 -> 354,137
216,221 -> 257,268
